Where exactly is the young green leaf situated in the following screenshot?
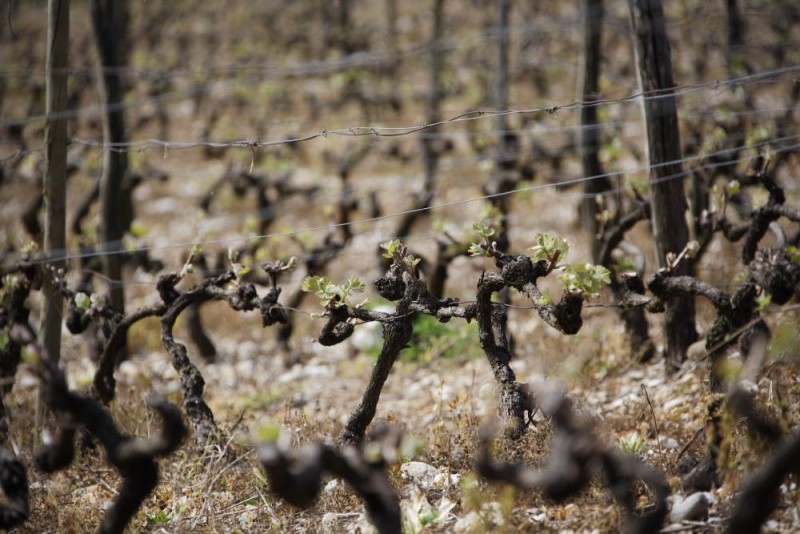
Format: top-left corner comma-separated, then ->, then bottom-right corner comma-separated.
129,220 -> 150,238
380,239 -> 403,260
534,290 -> 553,306
468,244 -> 489,257
472,222 -> 495,239
404,255 -> 422,270
560,263 -> 611,298
343,277 -> 366,296
302,275 -> 367,307
615,256 -> 637,274
529,232 -> 569,264
301,275 -> 332,301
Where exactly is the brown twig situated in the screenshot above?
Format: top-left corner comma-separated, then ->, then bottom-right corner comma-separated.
641,384 -> 663,459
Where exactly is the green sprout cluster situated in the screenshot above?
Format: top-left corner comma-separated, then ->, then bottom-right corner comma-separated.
559,263 -> 611,299
467,222 -> 496,257
301,275 -> 366,308
528,232 -> 570,267
467,226 -> 611,298
381,239 -> 421,271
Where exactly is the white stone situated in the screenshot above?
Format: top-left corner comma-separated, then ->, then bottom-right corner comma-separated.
670,492 -> 711,522
321,512 -> 367,534
644,377 -> 664,388
351,322 -> 382,352
453,511 -> 481,533
234,358 -> 255,376
401,461 -> 440,489
658,436 -> 679,449
323,478 -> 339,493
687,340 -> 707,360
238,509 -> 256,530
453,502 -> 506,531
479,501 -> 505,526
432,472 -> 461,488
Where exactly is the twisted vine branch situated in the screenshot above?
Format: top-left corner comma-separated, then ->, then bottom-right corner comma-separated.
35,359 -> 186,534
478,386 -> 670,534
258,430 -> 401,534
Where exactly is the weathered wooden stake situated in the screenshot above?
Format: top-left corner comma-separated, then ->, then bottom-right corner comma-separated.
628,0 -> 697,371
90,0 -> 128,360
577,0 -> 609,261
39,0 -> 70,429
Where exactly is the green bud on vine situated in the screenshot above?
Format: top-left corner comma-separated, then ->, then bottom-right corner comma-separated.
468,222 -> 498,257
75,292 -> 92,310
529,232 -> 569,265
472,222 -> 495,240
302,275 -> 366,308
755,292 -> 772,312
380,239 -> 403,260
468,244 -> 490,257
559,263 -> 611,298
788,246 -> 800,265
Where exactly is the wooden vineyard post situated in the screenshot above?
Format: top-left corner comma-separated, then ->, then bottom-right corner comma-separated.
488,0 -> 514,253
579,0 -> 654,361
392,0 -> 446,242
39,0 -> 70,428
90,0 -> 129,360
628,0 -> 697,371
577,0 -> 609,261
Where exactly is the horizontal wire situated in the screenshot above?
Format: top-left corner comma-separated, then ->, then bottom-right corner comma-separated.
5,1 -> 784,85
2,61 -> 797,141
1,64 -> 796,167
70,65 -> 800,152
2,106 -> 784,280
4,132 -> 796,270
0,17 -> 538,80
58,100 -> 800,152
0,101 -> 784,165
129,123 -> 789,251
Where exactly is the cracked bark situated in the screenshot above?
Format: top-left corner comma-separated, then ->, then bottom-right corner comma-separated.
646,270 -> 760,392
628,0 -> 697,370
158,270 -> 287,447
338,295 -> 413,447
496,254 -> 585,335
93,302 -> 166,403
475,271 -> 533,439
